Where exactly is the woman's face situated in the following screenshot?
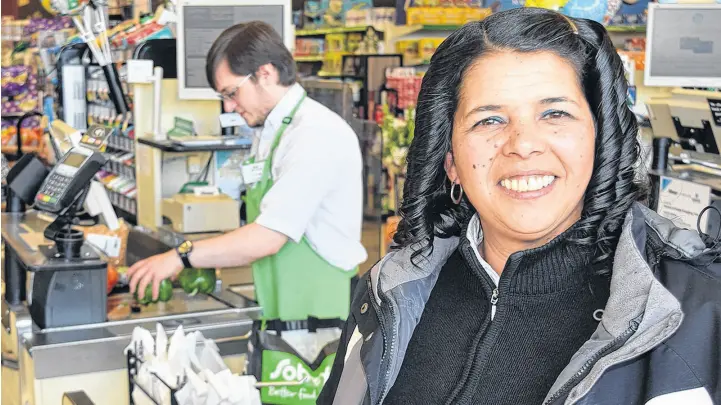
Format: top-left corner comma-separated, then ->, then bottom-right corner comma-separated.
447,50 -> 596,245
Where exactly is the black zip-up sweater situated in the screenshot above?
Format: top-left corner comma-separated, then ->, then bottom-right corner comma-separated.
384,224 -> 611,405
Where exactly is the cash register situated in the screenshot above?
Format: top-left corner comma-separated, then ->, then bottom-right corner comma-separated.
2,124 -> 112,329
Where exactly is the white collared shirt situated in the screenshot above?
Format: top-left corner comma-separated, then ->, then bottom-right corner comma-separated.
466,214 -> 501,287
250,84 -> 368,270
467,214 -> 501,319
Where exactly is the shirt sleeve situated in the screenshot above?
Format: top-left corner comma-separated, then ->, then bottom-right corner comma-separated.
254,127 -> 350,243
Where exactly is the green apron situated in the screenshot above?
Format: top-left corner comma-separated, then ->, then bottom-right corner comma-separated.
244,92 -> 353,322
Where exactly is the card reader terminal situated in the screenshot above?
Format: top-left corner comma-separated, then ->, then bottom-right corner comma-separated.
34,146 -> 107,213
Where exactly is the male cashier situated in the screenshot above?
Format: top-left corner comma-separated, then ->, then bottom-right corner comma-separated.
128,21 -> 367,321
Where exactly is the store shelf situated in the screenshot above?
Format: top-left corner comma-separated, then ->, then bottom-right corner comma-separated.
138,137 -> 252,153
1,145 -> 43,154
113,204 -> 137,225
317,71 -> 343,77
419,25 -> 462,31
296,24 -> 423,37
105,188 -> 137,223
296,25 -> 373,36
294,55 -> 325,62
0,111 -> 41,119
103,158 -> 135,179
606,25 -> 646,33
404,57 -> 430,67
107,136 -> 135,153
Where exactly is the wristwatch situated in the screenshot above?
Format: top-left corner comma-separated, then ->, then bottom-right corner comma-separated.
176,240 -> 194,269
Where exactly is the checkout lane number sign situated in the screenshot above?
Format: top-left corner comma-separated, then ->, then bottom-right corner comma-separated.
709,99 -> 721,127
657,176 -> 712,231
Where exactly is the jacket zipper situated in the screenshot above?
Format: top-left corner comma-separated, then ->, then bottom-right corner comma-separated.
490,287 -> 499,320
542,318 -> 640,405
375,246 -> 502,404
447,246 -> 508,404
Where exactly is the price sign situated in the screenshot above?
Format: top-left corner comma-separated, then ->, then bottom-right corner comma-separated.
657,176 -> 711,231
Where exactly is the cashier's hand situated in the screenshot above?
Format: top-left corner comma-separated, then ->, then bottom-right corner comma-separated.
127,251 -> 183,300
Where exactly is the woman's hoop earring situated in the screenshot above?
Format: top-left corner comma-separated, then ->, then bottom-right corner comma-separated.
450,182 -> 464,205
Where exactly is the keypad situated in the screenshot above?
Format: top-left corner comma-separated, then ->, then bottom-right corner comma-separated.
38,173 -> 72,204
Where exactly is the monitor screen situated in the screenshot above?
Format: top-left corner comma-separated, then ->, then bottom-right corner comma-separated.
647,6 -> 721,86
62,152 -> 87,168
182,5 -> 285,90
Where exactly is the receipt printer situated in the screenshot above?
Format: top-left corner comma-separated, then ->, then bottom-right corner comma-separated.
162,193 -> 240,233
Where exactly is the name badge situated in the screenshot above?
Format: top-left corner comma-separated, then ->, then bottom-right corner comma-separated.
242,162 -> 265,185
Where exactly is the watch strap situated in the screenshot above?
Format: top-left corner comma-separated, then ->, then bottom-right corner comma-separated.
179,254 -> 192,269
176,242 -> 193,269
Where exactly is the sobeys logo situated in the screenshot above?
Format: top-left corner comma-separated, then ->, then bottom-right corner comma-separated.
268,358 -> 331,387
261,351 -> 336,405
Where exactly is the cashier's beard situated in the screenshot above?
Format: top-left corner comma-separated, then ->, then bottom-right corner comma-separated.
247,79 -> 297,129
247,110 -> 271,129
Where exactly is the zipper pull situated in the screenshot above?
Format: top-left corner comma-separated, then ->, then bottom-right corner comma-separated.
491,288 -> 499,305
490,288 -> 499,320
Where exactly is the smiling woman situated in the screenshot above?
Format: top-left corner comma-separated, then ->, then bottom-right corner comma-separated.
396,9 -> 642,272
445,50 -> 597,271
319,7 -> 721,405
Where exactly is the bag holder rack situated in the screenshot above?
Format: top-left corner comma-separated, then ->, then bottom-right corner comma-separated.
127,341 -> 184,405
126,339 -> 309,405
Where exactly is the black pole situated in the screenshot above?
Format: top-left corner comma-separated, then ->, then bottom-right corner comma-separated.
3,248 -> 26,305
649,137 -> 673,212
6,188 -> 26,213
103,63 -> 130,115
652,137 -> 672,171
4,193 -> 27,305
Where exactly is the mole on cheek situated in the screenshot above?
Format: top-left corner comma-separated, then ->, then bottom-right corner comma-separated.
482,164 -> 486,168
473,164 -> 477,169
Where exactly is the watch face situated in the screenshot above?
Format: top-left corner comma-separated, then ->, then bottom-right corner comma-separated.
178,240 -> 193,255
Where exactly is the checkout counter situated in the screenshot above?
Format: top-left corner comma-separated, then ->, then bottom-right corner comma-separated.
647,88 -> 721,235
1,123 -> 260,405
643,3 -> 721,234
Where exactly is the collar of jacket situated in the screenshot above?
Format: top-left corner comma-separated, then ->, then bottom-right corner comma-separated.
364,203 -> 706,405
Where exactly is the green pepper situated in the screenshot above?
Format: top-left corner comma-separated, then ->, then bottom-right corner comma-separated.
178,268 -> 217,296
134,279 -> 174,305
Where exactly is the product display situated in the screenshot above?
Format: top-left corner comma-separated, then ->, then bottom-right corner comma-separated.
1,118 -> 43,148
1,65 -> 39,115
407,6 -> 491,25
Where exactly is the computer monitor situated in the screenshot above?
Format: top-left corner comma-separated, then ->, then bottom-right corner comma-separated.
644,3 -> 721,88
176,0 -> 293,100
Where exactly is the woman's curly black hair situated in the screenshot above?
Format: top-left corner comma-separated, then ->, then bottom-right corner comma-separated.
392,7 -> 647,272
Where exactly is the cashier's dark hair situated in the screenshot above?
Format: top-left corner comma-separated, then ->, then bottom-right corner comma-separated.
393,8 -> 646,274
206,21 -> 296,89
